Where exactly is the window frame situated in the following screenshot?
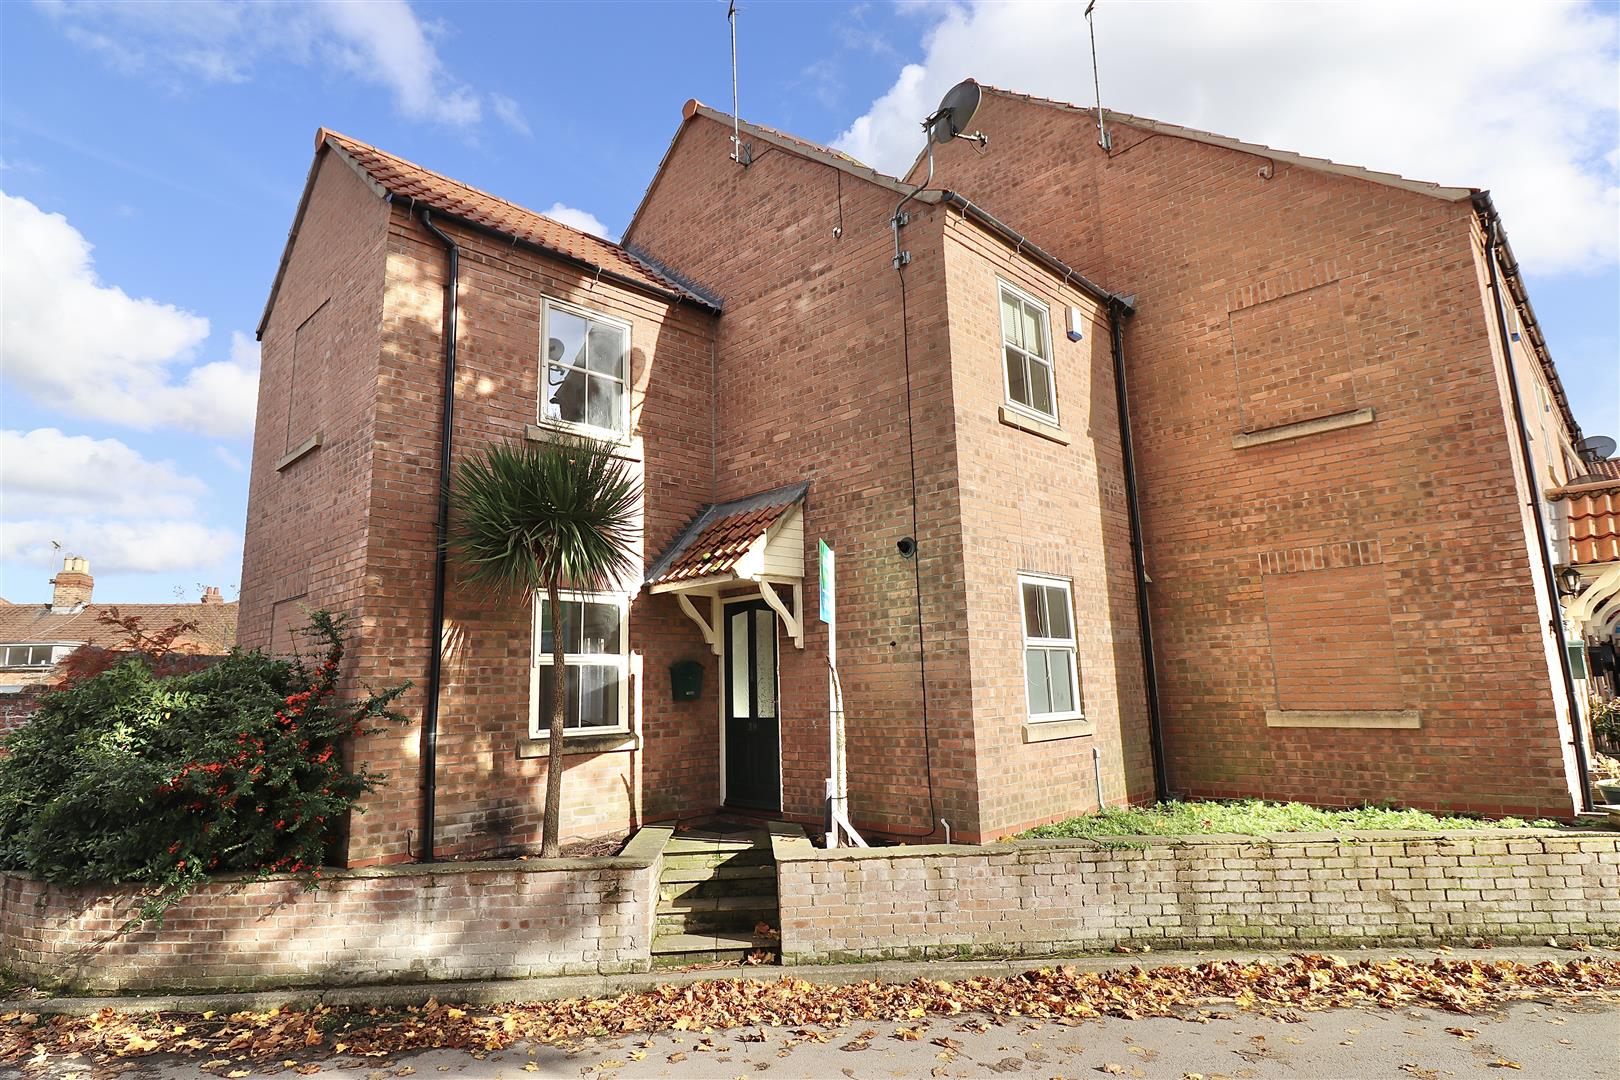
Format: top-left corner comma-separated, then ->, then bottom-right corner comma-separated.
1017,574 -> 1083,724
530,590 -> 631,738
536,297 -> 633,442
998,280 -> 1060,426
1,643 -> 63,668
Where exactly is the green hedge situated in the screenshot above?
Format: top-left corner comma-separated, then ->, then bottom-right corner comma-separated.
0,611 -> 406,915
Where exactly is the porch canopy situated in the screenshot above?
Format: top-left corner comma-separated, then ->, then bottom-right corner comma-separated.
645,482 -> 808,652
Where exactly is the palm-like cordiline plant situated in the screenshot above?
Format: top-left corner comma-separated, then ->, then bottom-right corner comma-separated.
448,436 -> 640,857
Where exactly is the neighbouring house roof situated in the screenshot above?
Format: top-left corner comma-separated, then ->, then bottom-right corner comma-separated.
646,482 -> 809,588
1548,459 -> 1620,500
257,129 -> 721,338
623,102 -> 1125,309
0,602 -> 239,656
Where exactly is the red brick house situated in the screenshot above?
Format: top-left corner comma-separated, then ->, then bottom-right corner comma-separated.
241,84 -> 1597,867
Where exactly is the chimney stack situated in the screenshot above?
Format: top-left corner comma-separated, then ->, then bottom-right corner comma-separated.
50,556 -> 93,612
201,586 -> 224,605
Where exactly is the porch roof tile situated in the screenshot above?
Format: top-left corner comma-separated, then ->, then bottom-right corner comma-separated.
645,482 -> 808,587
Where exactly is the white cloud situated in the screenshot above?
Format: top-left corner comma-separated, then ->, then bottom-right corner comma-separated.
2,519 -> 241,576
1,428 -> 205,519
37,0 -> 493,128
0,191 -> 259,438
835,0 -> 1619,275
541,203 -> 609,238
490,93 -> 532,137
0,428 -> 240,577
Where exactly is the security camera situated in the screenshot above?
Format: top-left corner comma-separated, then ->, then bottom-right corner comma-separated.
897,537 -> 918,559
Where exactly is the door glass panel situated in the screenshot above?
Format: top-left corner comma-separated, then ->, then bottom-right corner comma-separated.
753,611 -> 777,718
729,609 -> 750,719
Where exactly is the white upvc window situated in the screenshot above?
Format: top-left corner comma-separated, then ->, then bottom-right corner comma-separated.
1,644 -> 61,668
999,281 -> 1058,424
539,298 -> 631,439
1019,574 -> 1081,722
530,591 -> 631,737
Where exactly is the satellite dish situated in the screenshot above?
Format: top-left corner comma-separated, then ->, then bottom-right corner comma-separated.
1578,435 -> 1617,463
930,80 -> 983,144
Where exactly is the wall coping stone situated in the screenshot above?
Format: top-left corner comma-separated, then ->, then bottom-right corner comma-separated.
0,824 -> 677,889
770,826 -> 1609,863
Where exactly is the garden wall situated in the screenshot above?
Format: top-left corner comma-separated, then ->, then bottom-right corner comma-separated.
0,826 -> 671,993
770,826 -> 1620,964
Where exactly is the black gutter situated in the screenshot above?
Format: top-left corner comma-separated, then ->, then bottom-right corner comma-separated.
418,207 -> 722,314
417,208 -> 460,861
1107,302 -> 1169,803
1479,208 -> 1593,813
941,191 -> 1127,311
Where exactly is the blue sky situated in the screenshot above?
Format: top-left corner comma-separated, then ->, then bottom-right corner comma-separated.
2,0 -> 1616,606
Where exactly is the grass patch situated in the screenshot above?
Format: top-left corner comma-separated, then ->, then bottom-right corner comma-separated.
1016,799 -> 1562,840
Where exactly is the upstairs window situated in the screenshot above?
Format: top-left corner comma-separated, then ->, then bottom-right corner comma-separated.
541,300 -> 630,438
1000,282 -> 1057,423
2,644 -> 59,668
531,592 -> 630,737
1019,575 -> 1081,722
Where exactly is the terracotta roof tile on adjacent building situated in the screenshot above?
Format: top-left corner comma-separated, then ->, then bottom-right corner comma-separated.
1567,491 -> 1620,566
646,483 -> 809,587
0,602 -> 239,656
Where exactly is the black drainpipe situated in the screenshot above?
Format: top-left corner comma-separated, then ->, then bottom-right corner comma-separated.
417,208 -> 460,860
1480,210 -> 1593,813
1108,302 -> 1169,803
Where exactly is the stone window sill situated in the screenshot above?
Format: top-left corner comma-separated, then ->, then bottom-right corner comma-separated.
1232,408 -> 1374,449
517,732 -> 641,759
1265,709 -> 1419,729
525,423 -> 643,462
998,406 -> 1071,445
1022,717 -> 1096,743
276,432 -> 322,471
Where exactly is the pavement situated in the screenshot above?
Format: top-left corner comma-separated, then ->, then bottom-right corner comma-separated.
12,945 -> 1615,1016
21,998 -> 1619,1079
10,947 -> 1619,1080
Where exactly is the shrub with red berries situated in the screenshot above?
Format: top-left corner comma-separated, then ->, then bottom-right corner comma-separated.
0,611 -> 407,917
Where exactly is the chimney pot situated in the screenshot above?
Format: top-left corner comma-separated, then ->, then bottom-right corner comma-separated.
201,586 -> 224,605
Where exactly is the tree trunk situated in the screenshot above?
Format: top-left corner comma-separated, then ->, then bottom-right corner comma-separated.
541,580 -> 567,858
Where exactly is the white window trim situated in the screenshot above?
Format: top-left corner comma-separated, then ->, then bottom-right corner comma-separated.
536,296 -> 633,443
530,590 -> 631,738
1018,573 -> 1083,724
1,643 -> 70,668
998,280 -> 1060,427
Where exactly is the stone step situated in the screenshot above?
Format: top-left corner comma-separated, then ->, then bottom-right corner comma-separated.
658,892 -> 779,915
660,849 -> 774,871
656,906 -> 777,935
650,931 -> 779,966
658,862 -> 776,885
659,876 -> 778,904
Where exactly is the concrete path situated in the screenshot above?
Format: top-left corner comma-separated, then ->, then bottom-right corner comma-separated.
14,945 -> 1612,1016
26,998 -> 1617,1079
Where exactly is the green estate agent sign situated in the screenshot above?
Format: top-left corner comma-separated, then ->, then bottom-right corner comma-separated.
818,539 -> 835,625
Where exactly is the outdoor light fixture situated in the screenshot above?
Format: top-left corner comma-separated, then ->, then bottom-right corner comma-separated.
1557,566 -> 1586,597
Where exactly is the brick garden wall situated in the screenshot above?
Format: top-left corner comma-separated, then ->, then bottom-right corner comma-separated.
0,828 -> 670,993
771,828 -> 1620,964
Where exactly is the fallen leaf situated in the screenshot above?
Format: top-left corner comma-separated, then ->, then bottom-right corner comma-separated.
1488,1062 -> 1523,1071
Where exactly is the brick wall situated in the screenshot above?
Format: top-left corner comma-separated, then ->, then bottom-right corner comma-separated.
771,828 -> 1620,964
924,92 -> 1580,817
0,827 -> 670,993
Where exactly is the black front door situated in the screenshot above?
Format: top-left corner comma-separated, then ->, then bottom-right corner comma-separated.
724,600 -> 780,810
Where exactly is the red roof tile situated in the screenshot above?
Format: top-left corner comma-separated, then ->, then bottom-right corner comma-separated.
0,602 -> 238,655
1568,491 -> 1620,566
646,483 -> 808,587
317,129 -> 715,308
